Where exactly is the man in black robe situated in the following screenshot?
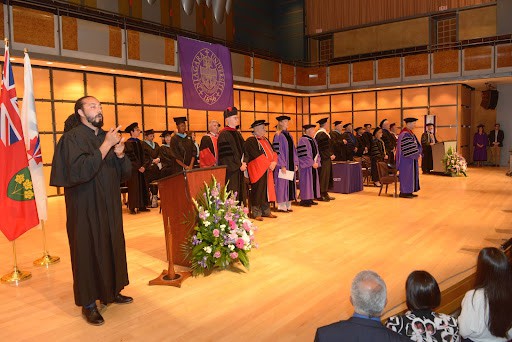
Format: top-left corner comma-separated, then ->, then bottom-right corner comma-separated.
330,120 -> 347,161
380,119 -> 397,165
50,96 -> 133,326
142,128 -> 161,200
342,123 -> 358,161
170,116 -> 196,173
315,117 -> 335,201
362,124 -> 373,156
124,122 -> 150,214
158,130 -> 176,178
244,120 -> 278,221
217,107 -> 247,205
354,127 -> 366,157
421,123 -> 437,174
199,120 -> 220,168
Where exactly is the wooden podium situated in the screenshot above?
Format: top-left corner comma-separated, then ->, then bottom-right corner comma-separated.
432,141 -> 457,173
149,166 -> 226,287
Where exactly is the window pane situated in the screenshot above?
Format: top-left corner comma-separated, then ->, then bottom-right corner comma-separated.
310,95 -> 329,113
87,74 -> 114,103
54,102 -> 75,132
377,90 -> 401,109
39,133 -> 55,166
117,105 -> 142,129
354,92 -> 376,111
116,77 -> 141,104
353,111 -> 376,128
331,94 -> 352,112
377,109 -> 401,128
168,108 -> 188,131
283,96 -> 296,113
143,79 -> 165,106
240,91 -> 254,111
240,111 -> 254,131
166,82 -> 183,107
402,87 -> 428,108
53,70 -> 85,101
188,109 -> 207,132
101,104 -> 116,130
255,93 -> 267,112
144,106 -> 166,131
268,94 -> 282,113
431,106 -> 457,126
430,85 -> 457,106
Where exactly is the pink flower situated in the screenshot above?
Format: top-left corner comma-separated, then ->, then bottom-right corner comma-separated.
243,221 -> 251,232
230,252 -> 238,259
199,210 -> 207,220
213,251 -> 221,258
243,207 -> 249,214
212,229 -> 220,238
211,187 -> 219,197
236,238 -> 245,249
229,220 -> 237,230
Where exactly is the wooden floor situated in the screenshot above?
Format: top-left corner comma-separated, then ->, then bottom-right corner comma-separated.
1,167 -> 511,341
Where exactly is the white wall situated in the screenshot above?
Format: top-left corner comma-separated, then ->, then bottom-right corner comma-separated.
496,84 -> 512,166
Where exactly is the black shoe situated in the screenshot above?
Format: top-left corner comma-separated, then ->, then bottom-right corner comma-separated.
327,196 -> 335,200
138,207 -> 150,212
412,194 -> 418,197
277,209 -> 290,213
299,201 -> 311,207
82,306 -> 105,326
399,193 -> 414,198
316,197 -> 329,202
113,293 -> 133,304
129,209 -> 136,215
310,201 -> 319,205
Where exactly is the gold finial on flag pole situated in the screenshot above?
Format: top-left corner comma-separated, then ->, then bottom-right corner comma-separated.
1,240 -> 32,284
33,220 -> 60,267
24,48 -> 28,54
4,38 -> 8,48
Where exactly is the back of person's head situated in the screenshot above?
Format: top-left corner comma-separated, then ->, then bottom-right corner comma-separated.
64,113 -> 80,133
405,270 -> 441,311
475,247 -> 512,338
350,270 -> 387,317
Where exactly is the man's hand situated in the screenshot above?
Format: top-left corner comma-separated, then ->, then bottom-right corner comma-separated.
343,139 -> 347,144
281,166 -> 287,174
330,155 -> 335,160
384,155 -> 389,160
114,137 -> 125,158
139,166 -> 145,173
105,126 -> 122,147
269,161 -> 277,171
313,162 -> 319,169
153,158 -> 160,164
240,162 -> 247,172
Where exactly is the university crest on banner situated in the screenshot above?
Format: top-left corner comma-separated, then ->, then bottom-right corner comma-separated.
178,36 -> 234,110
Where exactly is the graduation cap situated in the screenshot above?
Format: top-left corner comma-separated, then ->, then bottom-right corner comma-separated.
333,120 -> 342,126
250,120 -> 269,129
389,123 -> 396,129
355,127 -> 363,132
125,122 -> 138,133
303,124 -> 316,130
316,117 -> 328,125
379,119 -> 387,128
364,123 -> 372,128
173,117 -> 187,125
426,123 -> 435,127
224,106 -> 238,118
343,123 -> 352,129
160,130 -> 172,137
404,117 -> 418,123
276,115 -> 291,121
144,129 -> 155,136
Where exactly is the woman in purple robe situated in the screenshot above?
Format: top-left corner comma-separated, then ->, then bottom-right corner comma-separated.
396,118 -> 422,199
473,124 -> 488,167
297,125 -> 321,207
273,116 -> 299,213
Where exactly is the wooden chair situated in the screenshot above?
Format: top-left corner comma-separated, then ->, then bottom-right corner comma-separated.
360,156 -> 372,186
377,162 -> 398,197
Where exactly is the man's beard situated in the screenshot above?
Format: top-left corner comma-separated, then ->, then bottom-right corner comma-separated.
87,114 -> 104,128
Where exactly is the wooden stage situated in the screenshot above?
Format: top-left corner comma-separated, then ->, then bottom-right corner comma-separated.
1,167 -> 511,341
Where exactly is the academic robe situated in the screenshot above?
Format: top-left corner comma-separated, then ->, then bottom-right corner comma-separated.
473,132 -> 488,161
142,140 -> 161,184
397,129 -> 422,194
362,131 -> 373,155
355,135 -> 365,157
218,127 -> 246,204
342,131 -> 357,160
315,129 -> 333,194
50,124 -> 132,307
273,130 -> 299,204
297,135 -> 321,201
420,131 -> 437,172
125,137 -> 150,210
370,137 -> 385,182
170,134 -> 196,173
244,135 -> 277,207
330,130 -> 347,161
199,133 -> 218,168
382,129 -> 397,164
158,144 -> 177,178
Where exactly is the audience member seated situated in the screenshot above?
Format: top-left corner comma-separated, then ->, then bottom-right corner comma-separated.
458,247 -> 512,342
386,270 -> 459,341
315,270 -> 410,342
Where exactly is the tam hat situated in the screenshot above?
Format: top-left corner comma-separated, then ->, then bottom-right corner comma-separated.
316,117 -> 328,125
250,120 -> 269,129
224,106 -> 238,118
124,122 -> 138,133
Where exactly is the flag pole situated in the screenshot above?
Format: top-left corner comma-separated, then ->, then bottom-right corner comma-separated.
33,220 -> 60,267
1,240 -> 32,284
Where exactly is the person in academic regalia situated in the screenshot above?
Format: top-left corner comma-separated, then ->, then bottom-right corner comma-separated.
330,120 -> 347,161
297,124 -> 321,207
390,123 -> 399,140
50,96 -> 133,326
315,117 -> 336,201
244,120 -> 278,221
158,130 -> 177,178
342,123 -> 358,161
272,115 -> 299,213
217,107 -> 247,205
380,119 -> 397,165
397,118 -> 422,198
199,120 -> 220,168
473,124 -> 488,167
124,122 -> 150,214
142,129 -> 161,200
354,127 -> 367,158
370,127 -> 388,187
420,123 -> 437,174
170,116 -> 196,173
362,124 -> 373,156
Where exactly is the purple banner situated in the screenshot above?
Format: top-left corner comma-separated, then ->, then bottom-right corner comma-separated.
178,36 -> 234,110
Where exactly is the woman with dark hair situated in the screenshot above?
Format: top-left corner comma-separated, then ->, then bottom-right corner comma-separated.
386,271 -> 459,341
370,127 -> 387,187
458,247 -> 512,342
473,124 -> 488,167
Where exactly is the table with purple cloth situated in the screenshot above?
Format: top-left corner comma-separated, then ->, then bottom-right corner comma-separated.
330,162 -> 364,194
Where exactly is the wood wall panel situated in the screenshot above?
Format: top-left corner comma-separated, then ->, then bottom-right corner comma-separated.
13,7 -> 55,48
329,64 -> 349,84
61,16 -> 78,51
458,6 -> 497,40
433,50 -> 459,74
281,64 -> 295,85
378,57 -> 401,80
352,61 -> 374,83
306,0 -> 496,35
496,44 -> 512,69
164,38 -> 175,65
464,46 -> 492,71
404,54 -> 429,77
128,30 -> 140,60
243,56 -> 252,78
109,26 -> 122,57
297,67 -> 326,87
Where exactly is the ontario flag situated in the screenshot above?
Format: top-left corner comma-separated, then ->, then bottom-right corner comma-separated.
0,45 -> 39,240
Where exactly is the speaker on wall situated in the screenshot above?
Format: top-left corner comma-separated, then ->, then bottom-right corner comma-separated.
480,90 -> 499,110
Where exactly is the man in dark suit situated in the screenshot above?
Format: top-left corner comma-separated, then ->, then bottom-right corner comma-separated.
314,270 -> 410,342
488,123 -> 504,167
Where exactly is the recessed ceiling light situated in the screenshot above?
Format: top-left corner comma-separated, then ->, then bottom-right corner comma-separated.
110,69 -> 115,72
137,72 -> 142,76
9,58 -> 15,61
80,65 -> 87,69
46,62 -> 53,65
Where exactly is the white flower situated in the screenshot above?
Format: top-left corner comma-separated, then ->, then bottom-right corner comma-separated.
203,221 -> 211,227
241,231 -> 250,244
204,211 -> 210,218
203,246 -> 212,254
228,244 -> 235,251
220,224 -> 226,231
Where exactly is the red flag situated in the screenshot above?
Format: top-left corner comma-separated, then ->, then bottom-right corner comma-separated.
0,45 -> 39,240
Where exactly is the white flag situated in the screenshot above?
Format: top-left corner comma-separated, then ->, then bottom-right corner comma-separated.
21,51 -> 47,221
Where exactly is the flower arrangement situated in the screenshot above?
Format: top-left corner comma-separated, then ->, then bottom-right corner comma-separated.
442,147 -> 467,177
185,177 -> 257,276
